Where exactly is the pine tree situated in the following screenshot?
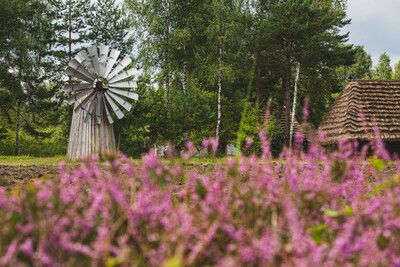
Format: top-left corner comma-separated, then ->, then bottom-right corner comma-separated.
257,0 -> 353,145
85,0 -> 134,55
49,0 -> 91,71
0,0 -> 57,155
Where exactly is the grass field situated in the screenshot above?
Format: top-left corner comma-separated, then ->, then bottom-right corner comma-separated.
0,155 -> 227,166
0,155 -> 67,166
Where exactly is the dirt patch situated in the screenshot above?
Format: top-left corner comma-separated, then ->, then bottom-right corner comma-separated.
0,165 -> 58,188
0,161 -> 397,190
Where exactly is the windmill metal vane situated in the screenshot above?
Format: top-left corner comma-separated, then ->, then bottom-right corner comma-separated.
63,45 -> 139,160
64,45 -> 139,124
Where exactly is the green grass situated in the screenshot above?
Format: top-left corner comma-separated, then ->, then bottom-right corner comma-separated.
174,157 -> 227,165
0,155 -> 67,166
0,155 -> 229,166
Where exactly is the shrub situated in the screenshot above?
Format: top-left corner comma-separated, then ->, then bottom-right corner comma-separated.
0,130 -> 67,157
0,135 -> 400,266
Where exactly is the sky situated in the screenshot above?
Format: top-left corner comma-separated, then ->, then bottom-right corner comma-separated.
343,0 -> 400,67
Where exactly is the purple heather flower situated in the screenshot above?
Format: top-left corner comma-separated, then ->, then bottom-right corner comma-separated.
0,239 -> 18,265
37,182 -> 52,204
294,131 -> 305,146
20,238 -> 33,257
245,137 -> 253,149
0,187 -> 10,211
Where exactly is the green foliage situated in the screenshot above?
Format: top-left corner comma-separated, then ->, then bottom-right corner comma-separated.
393,60 -> 400,80
336,45 -> 372,87
372,53 -> 393,80
267,113 -> 285,157
49,0 -> 91,63
371,157 -> 387,172
0,0 -> 61,155
251,0 -> 354,142
238,105 -> 283,157
117,74 -> 215,157
367,174 -> 398,198
237,104 -> 261,155
323,208 -> 341,217
170,87 -> 215,146
308,224 -> 328,244
0,129 -> 67,157
85,0 -> 133,55
0,0 -> 378,157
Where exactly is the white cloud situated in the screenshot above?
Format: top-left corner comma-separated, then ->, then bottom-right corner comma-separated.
343,0 -> 400,67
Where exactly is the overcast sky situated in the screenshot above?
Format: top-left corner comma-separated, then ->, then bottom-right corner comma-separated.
344,0 -> 400,67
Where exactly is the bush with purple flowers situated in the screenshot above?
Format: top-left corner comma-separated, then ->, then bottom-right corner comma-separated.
1,133 -> 400,266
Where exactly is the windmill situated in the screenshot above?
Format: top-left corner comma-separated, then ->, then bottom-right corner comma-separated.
64,45 -> 139,160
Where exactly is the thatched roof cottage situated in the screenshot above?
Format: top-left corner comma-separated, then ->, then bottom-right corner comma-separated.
319,80 -> 400,151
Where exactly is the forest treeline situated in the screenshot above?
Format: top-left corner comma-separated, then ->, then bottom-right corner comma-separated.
0,0 -> 398,157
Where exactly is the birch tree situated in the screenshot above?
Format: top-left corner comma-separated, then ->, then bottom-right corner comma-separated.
289,63 -> 300,147
372,53 -> 393,80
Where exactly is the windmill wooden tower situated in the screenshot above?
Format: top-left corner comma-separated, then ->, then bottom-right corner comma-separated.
64,46 -> 139,160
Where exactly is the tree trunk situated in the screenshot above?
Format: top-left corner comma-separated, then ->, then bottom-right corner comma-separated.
282,65 -> 291,147
14,100 -> 21,156
216,45 -> 222,140
256,67 -> 261,105
68,3 -> 72,62
164,1 -> 171,105
67,3 -> 73,136
182,46 -> 189,143
182,46 -> 188,94
289,63 -> 300,147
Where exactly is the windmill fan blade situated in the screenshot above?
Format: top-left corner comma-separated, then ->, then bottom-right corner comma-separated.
107,91 -> 132,111
74,92 -> 95,115
65,67 -> 94,83
108,81 -> 137,88
104,92 -> 124,119
67,88 -> 93,105
95,93 -> 103,124
76,50 -> 97,77
99,45 -> 109,77
108,88 -> 139,101
63,46 -> 141,127
107,56 -> 132,80
108,68 -> 138,84
104,49 -> 120,78
63,83 -> 92,93
87,46 -> 101,77
68,59 -> 96,80
102,96 -> 114,124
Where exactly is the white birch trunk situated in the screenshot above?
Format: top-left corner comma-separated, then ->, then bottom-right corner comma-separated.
289,63 -> 300,147
182,46 -> 188,94
216,45 -> 222,140
14,100 -> 21,156
182,46 -> 189,143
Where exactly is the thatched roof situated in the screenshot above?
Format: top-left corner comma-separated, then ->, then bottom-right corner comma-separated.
319,80 -> 400,145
